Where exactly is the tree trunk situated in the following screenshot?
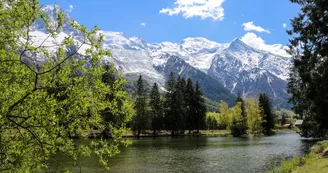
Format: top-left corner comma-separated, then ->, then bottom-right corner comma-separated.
137,129 -> 141,137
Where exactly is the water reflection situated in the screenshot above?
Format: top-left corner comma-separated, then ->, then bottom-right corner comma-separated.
51,131 -> 316,173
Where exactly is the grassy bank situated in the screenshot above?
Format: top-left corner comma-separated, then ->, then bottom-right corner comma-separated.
268,141 -> 328,173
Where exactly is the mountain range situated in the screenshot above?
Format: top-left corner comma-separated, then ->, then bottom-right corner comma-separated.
30,5 -> 292,108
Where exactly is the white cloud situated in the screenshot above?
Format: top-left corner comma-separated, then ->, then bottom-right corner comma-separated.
242,21 -> 270,34
282,23 -> 287,28
241,32 -> 290,57
140,22 -> 146,28
159,0 -> 225,21
67,4 -> 74,12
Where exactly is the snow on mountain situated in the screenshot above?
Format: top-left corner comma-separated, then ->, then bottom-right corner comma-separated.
29,4 -> 292,108
208,38 -> 291,108
148,37 -> 229,73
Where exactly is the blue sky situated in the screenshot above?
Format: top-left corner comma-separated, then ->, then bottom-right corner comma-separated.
39,0 -> 300,56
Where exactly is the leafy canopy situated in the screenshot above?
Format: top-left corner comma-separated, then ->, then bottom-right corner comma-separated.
0,1 -> 133,172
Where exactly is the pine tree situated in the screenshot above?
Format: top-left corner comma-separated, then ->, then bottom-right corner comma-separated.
287,0 -> 328,138
259,93 -> 275,135
185,78 -> 196,133
133,75 -> 148,137
164,72 -> 177,135
193,81 -> 207,133
149,83 -> 163,136
175,76 -> 186,134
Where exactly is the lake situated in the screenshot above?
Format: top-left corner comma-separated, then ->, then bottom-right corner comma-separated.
52,131 -> 315,173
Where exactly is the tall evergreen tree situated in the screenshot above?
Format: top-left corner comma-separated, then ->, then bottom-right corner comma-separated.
175,76 -> 186,134
133,75 -> 148,137
185,78 -> 196,133
193,81 -> 207,133
287,0 -> 328,138
149,83 -> 163,136
259,93 -> 275,135
164,72 -> 177,135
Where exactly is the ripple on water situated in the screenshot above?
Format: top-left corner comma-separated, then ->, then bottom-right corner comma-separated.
51,131 -> 316,173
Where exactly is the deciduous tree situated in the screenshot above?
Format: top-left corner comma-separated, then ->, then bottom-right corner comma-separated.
0,2 -> 133,172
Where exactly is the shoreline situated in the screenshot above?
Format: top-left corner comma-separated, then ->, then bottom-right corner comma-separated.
87,128 -> 294,139
268,140 -> 328,173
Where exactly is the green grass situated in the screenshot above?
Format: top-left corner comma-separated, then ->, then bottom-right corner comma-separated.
293,157 -> 328,173
268,141 -> 328,173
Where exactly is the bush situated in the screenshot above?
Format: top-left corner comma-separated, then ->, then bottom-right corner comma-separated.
310,141 -> 328,154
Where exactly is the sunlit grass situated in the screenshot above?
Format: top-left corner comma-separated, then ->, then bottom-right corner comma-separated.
268,141 -> 328,173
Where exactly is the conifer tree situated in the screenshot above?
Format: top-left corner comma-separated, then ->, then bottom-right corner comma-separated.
259,93 -> 275,135
287,0 -> 328,138
193,81 -> 207,133
149,83 -> 163,136
175,76 -> 186,134
164,72 -> 177,135
133,75 -> 148,137
185,78 -> 196,133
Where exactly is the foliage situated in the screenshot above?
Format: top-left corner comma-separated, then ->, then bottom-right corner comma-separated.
230,94 -> 248,136
175,76 -> 187,133
217,100 -> 232,130
149,83 -> 163,135
230,102 -> 247,137
204,97 -> 220,113
132,75 -> 148,136
193,81 -> 207,132
259,93 -> 275,135
101,65 -> 134,137
164,72 -> 177,135
162,74 -> 206,135
287,0 -> 328,138
185,78 -> 196,133
0,1 -> 134,172
246,98 -> 263,134
205,112 -> 220,130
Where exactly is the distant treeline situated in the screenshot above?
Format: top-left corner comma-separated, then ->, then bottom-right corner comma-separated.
128,71 -> 277,137
206,93 -> 276,136
131,72 -> 207,136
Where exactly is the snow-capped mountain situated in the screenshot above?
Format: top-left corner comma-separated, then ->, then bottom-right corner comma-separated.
31,5 -> 291,108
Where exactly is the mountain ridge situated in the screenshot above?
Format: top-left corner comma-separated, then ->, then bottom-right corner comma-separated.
32,4 -> 291,108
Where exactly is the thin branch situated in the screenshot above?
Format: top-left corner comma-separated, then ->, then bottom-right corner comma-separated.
6,91 -> 35,117
38,41 -> 86,75
36,34 -> 51,49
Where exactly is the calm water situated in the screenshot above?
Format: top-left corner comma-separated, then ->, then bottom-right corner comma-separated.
52,131 -> 315,173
